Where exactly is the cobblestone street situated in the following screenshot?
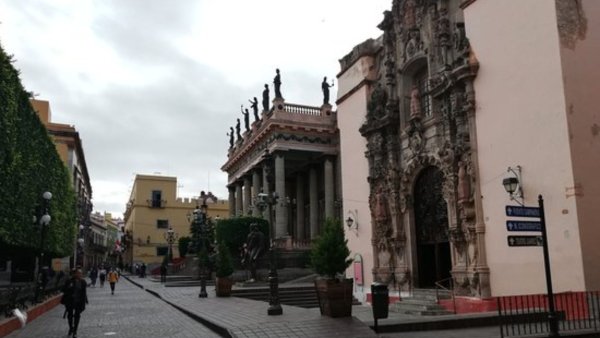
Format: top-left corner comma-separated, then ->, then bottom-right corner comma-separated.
6,277 -> 220,338
4,275 -> 505,338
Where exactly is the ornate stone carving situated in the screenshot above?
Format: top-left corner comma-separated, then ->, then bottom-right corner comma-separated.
367,84 -> 388,121
405,29 -> 423,62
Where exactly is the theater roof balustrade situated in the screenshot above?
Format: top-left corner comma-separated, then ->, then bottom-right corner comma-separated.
221,102 -> 338,184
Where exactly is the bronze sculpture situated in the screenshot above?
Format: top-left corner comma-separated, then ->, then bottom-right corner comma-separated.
241,105 -> 250,131
249,97 -> 259,122
262,84 -> 270,111
273,68 -> 282,99
241,223 -> 266,282
322,76 -> 334,104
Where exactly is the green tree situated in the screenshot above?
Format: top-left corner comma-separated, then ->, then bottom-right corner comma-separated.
0,43 -> 76,258
310,219 -> 352,279
215,241 -> 234,278
178,236 -> 191,258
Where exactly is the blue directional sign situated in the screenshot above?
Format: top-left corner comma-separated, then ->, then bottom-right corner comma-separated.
507,235 -> 543,247
506,221 -> 542,232
505,206 -> 541,218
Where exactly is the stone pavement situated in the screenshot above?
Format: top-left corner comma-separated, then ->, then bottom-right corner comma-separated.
128,275 -> 503,338
132,276 -> 376,338
5,276 -> 220,338
5,274 -> 506,338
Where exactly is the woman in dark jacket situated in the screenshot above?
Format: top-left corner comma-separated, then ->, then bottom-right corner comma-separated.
61,269 -> 88,338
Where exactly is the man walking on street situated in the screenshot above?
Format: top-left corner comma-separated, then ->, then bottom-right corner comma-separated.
107,268 -> 119,295
61,268 -> 88,338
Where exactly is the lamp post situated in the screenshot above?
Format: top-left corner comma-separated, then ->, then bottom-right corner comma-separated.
33,191 -> 52,303
76,224 -> 85,269
163,227 -> 178,263
187,191 -> 217,298
255,150 -> 282,316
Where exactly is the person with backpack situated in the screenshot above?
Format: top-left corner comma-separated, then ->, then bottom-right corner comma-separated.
107,268 -> 119,295
61,268 -> 88,338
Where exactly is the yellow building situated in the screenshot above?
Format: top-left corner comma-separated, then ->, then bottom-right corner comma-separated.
123,174 -> 228,268
31,99 -> 93,270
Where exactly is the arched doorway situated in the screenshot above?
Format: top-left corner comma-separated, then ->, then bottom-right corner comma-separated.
414,166 -> 452,288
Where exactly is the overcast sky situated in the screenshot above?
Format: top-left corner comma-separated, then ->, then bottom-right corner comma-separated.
0,0 -> 389,218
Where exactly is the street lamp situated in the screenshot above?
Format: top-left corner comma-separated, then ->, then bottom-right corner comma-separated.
33,191 -> 52,303
163,226 -> 179,263
254,150 -> 282,316
187,191 -> 217,298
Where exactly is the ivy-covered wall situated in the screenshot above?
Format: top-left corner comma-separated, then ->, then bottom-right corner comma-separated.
0,43 -> 77,258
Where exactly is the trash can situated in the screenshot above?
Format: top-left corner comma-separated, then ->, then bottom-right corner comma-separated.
371,282 -> 389,319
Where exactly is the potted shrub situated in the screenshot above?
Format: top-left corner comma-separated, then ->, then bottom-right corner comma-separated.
310,218 -> 353,317
215,241 -> 234,297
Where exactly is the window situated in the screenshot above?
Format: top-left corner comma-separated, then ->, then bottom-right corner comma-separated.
157,219 -> 169,229
156,246 -> 168,256
414,68 -> 432,118
151,190 -> 162,208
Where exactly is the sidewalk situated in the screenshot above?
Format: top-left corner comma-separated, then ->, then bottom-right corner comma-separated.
127,275 -> 503,338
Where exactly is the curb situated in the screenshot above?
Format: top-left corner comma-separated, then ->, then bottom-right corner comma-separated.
123,275 -> 232,338
0,294 -> 61,338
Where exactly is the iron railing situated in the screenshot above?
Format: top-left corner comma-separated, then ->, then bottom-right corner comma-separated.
434,276 -> 456,314
498,291 -> 600,337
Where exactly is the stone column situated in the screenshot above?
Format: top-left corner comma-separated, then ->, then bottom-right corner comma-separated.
243,177 -> 252,215
235,183 -> 243,217
296,174 -> 305,240
275,153 -> 286,238
262,165 -> 270,220
252,169 -> 261,201
309,166 -> 318,239
228,186 -> 235,217
324,157 -> 334,219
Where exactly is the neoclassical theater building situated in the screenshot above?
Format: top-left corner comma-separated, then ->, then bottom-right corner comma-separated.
338,0 -> 600,308
221,93 -> 341,244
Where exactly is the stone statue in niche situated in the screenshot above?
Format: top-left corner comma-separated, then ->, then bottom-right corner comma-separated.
405,29 -> 421,60
454,22 -> 468,52
409,85 -> 421,119
457,161 -> 471,202
374,185 -> 389,223
403,0 -> 417,29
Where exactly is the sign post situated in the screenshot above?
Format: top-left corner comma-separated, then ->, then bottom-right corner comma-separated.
538,195 -> 559,337
504,195 -> 558,337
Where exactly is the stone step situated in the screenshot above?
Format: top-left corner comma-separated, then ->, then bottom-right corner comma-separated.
409,288 -> 452,301
393,301 -> 453,316
165,280 -> 215,287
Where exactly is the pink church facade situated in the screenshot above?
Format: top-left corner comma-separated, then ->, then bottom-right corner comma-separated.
338,0 -> 600,308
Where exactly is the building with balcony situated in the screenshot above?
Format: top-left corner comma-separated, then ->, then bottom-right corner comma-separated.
221,87 -> 341,245
123,174 -> 228,268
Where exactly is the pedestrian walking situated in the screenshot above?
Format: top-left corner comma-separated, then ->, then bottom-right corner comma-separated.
61,268 -> 88,338
140,263 -> 146,278
98,266 -> 107,287
89,267 -> 98,287
160,264 -> 167,283
107,268 -> 119,295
